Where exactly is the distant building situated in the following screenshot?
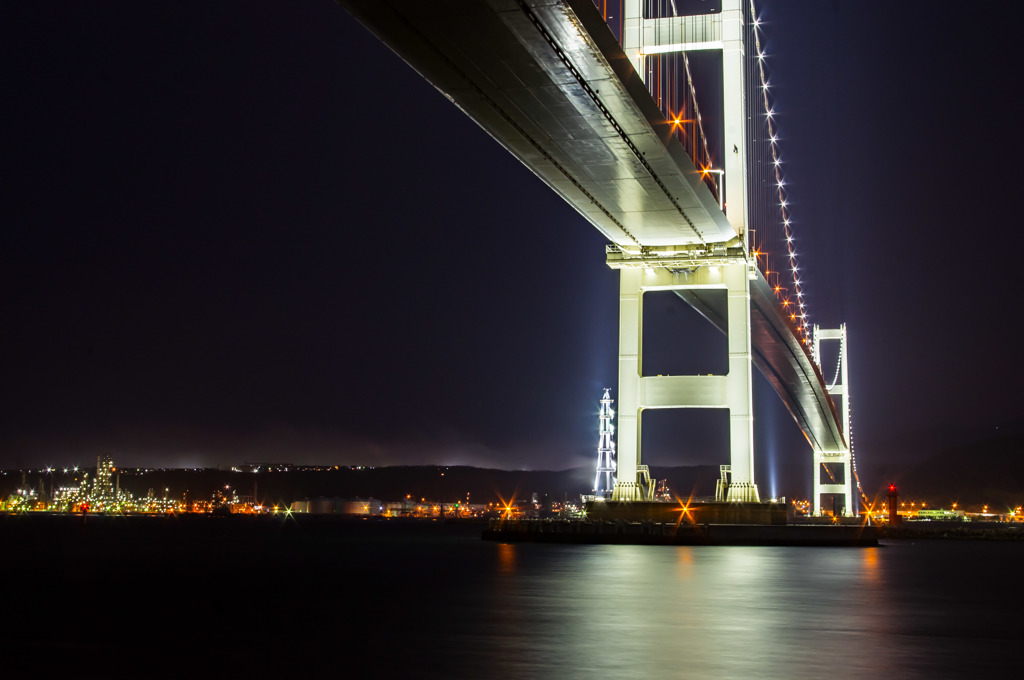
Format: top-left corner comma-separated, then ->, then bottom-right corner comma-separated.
290,497 -> 383,515
94,454 -> 115,500
913,509 -> 965,521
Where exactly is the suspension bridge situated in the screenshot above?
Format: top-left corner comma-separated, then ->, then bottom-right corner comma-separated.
336,0 -> 859,516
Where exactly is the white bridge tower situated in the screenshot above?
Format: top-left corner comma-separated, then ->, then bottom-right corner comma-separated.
812,323 -> 856,517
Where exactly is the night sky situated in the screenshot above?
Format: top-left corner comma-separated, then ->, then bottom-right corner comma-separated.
3,1 -> 1022,492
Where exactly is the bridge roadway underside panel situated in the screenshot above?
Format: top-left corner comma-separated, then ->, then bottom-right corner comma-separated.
677,271 -> 845,453
336,0 -> 737,247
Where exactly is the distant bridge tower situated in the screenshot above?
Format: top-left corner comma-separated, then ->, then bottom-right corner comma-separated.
594,388 -> 617,497
612,0 -> 759,503
812,324 -> 856,516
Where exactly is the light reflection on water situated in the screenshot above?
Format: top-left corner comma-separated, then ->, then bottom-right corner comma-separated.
428,540 -> 1023,679
6,519 -> 1020,676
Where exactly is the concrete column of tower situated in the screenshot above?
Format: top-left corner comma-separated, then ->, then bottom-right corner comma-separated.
812,449 -> 823,516
840,324 -> 855,516
621,0 -> 643,61
721,0 -> 748,241
611,268 -> 644,501
724,261 -> 758,502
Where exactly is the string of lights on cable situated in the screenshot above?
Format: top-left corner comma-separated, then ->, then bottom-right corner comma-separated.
746,0 -> 811,345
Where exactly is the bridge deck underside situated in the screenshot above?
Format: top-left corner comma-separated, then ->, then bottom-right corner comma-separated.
338,0 -> 736,247
337,0 -> 846,452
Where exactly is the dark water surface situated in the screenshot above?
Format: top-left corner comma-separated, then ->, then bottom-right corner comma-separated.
2,516 -> 1019,678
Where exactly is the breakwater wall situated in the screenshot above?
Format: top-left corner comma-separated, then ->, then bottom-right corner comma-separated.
483,519 -> 877,546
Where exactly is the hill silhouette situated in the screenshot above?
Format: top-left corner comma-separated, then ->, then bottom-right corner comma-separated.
869,433 -> 1024,508
8,434 -> 1021,511
3,463 -> 726,508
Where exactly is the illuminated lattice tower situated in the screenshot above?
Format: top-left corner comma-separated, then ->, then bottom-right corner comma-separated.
594,388 -> 617,497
